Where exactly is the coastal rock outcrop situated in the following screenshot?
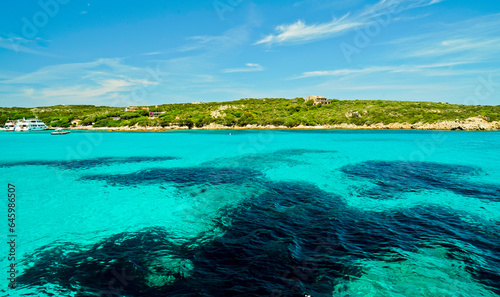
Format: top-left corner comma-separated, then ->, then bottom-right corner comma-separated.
66,117 -> 500,131
345,111 -> 362,118
412,117 -> 498,131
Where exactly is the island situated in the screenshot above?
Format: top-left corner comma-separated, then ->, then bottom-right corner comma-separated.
1,98 -> 499,131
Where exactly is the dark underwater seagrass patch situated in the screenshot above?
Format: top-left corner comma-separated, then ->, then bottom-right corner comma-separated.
341,161 -> 500,201
200,148 -> 337,170
79,166 -> 264,187
15,179 -> 500,296
0,156 -> 179,170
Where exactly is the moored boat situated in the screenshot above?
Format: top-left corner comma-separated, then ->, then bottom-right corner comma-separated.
14,117 -> 47,132
2,120 -> 17,131
51,129 -> 70,135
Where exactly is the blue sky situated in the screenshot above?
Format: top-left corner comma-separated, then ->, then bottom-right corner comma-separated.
0,0 -> 499,107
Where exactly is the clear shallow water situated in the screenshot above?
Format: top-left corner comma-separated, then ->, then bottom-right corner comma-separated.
0,129 -> 499,297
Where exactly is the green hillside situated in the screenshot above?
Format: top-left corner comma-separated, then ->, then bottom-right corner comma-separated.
1,98 -> 499,128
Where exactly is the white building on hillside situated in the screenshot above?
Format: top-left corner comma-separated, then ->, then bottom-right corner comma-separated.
305,95 -> 329,104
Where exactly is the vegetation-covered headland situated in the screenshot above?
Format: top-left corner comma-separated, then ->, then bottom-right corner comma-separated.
1,98 -> 500,131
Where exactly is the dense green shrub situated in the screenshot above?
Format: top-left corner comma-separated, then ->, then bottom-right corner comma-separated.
1,99 -> 499,129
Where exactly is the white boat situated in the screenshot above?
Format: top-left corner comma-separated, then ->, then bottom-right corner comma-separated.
51,128 -> 70,135
14,117 -> 47,132
2,120 -> 17,131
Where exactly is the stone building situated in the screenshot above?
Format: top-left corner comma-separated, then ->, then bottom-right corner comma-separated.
305,95 -> 329,104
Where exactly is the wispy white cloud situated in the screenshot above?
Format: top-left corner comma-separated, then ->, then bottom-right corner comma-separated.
175,35 -> 230,53
223,63 -> 264,73
4,58 -> 136,85
129,9 -> 264,102
255,0 -> 443,46
357,0 -> 443,18
295,61 -> 474,78
141,51 -> 164,56
297,66 -> 391,78
140,34 -> 238,56
406,35 -> 500,58
0,36 -> 56,57
411,38 -> 500,57
255,14 -> 361,45
0,58 -> 163,106
179,5 -> 263,54
392,13 -> 431,22
388,13 -> 500,60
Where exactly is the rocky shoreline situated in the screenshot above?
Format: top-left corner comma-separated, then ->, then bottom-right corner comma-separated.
66,117 -> 500,132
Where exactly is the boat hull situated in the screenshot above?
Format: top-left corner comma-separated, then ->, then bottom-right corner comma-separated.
51,131 -> 70,135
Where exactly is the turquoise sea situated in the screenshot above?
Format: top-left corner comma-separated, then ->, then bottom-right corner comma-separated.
0,130 -> 499,297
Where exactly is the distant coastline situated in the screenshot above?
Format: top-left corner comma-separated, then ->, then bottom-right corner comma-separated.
2,98 -> 500,132
65,117 -> 500,132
